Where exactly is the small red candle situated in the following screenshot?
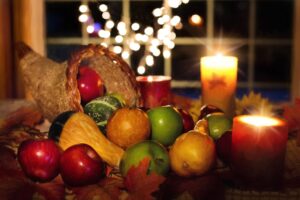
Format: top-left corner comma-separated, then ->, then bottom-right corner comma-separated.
136,76 -> 171,108
232,115 -> 288,188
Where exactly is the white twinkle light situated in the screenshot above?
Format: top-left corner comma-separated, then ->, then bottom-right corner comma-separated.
106,20 -> 115,29
182,0 -> 190,4
168,0 -> 182,8
130,42 -> 141,51
86,25 -> 94,33
113,46 -> 122,54
152,48 -> 161,57
146,55 -> 154,66
122,51 -> 130,59
144,27 -> 154,35
137,65 -> 146,74
115,35 -> 123,43
99,4 -> 108,12
152,8 -> 162,17
78,14 -> 89,23
131,22 -> 140,31
162,15 -> 170,23
102,12 -> 110,20
163,49 -> 171,58
79,5 -> 88,13
171,16 -> 181,26
98,30 -> 110,38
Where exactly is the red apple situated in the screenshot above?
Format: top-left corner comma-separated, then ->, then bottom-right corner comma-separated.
60,144 -> 105,187
177,108 -> 195,132
17,139 -> 62,182
77,66 -> 104,104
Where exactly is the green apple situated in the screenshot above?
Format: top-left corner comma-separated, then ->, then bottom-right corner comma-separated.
147,106 -> 183,146
207,114 -> 232,140
120,140 -> 170,176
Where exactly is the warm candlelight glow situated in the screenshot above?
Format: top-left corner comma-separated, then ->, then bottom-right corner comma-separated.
239,115 -> 282,127
231,115 -> 288,188
200,54 -> 238,118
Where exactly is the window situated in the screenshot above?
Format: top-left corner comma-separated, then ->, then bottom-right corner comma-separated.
46,0 -> 294,102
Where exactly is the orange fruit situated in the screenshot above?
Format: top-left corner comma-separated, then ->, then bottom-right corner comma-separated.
169,130 -> 216,177
107,107 -> 150,149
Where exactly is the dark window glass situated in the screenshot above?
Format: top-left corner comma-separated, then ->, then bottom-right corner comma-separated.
130,1 -> 162,31
130,46 -> 164,75
254,45 -> 291,82
256,0 -> 293,38
236,45 -> 248,82
47,45 -> 84,62
46,2 -> 82,37
172,45 -> 205,81
89,1 -> 122,37
214,0 -> 249,38
173,1 -> 207,37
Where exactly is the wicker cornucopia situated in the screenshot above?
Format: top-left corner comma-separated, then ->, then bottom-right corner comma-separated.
17,42 -> 141,121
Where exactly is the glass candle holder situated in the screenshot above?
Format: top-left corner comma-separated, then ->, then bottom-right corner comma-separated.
136,76 -> 171,109
231,115 -> 288,189
200,55 -> 238,118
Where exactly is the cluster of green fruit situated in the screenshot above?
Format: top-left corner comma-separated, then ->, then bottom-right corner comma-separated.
16,93 -> 233,187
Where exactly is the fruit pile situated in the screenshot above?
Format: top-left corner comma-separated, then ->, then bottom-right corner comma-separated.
16,89 -> 233,187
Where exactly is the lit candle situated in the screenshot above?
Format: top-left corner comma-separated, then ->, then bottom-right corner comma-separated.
200,54 -> 238,118
232,115 -> 288,188
136,76 -> 171,108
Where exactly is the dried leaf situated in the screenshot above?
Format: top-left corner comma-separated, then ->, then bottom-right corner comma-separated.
0,106 -> 43,134
72,177 -> 124,200
124,158 -> 166,200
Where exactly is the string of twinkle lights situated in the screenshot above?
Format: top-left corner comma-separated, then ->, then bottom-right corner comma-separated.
78,0 -> 191,75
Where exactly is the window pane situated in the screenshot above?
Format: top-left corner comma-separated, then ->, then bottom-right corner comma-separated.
130,46 -> 164,75
236,45 -> 248,82
254,45 -> 291,83
47,45 -> 83,62
256,0 -> 293,38
173,1 -> 207,37
172,45 -> 204,81
214,0 -> 249,38
88,1 -> 122,37
46,2 -> 82,37
130,1 -> 162,30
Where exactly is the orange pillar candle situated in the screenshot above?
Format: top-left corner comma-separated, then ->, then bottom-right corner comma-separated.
136,76 -> 171,108
232,115 -> 288,188
200,55 -> 238,118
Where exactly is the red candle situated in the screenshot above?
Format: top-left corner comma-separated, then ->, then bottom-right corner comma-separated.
136,76 -> 171,108
232,115 -> 288,188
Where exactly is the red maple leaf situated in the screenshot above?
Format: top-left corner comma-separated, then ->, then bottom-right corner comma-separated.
124,158 -> 166,200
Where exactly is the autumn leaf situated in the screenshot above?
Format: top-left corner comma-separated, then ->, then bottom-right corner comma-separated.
0,106 -> 43,134
71,177 -> 124,200
124,158 -> 166,200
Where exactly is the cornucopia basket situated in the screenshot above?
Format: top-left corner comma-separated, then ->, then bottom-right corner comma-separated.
16,42 -> 141,121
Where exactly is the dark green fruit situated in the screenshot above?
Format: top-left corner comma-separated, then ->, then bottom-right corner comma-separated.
207,114 -> 232,140
84,94 -> 125,133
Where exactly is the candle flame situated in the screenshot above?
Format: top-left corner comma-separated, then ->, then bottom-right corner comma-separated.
239,115 -> 281,127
